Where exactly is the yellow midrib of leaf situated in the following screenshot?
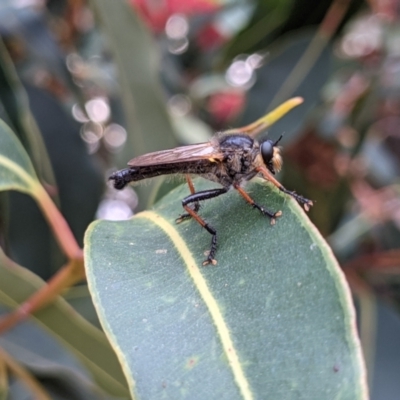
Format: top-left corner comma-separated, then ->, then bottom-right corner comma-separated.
136,210 -> 254,400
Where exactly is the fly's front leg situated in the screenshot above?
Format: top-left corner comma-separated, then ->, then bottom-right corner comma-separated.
278,187 -> 313,211
176,175 -> 200,223
256,167 -> 313,211
234,184 -> 282,225
180,188 -> 227,265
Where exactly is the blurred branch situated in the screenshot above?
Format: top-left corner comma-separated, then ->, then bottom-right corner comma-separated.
33,183 -> 83,260
0,183 -> 85,333
0,346 -> 50,400
343,250 -> 400,274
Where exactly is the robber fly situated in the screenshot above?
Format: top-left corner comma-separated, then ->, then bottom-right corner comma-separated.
110,101 -> 313,265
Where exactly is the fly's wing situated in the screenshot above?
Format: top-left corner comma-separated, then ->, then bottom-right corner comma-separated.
128,142 -> 224,167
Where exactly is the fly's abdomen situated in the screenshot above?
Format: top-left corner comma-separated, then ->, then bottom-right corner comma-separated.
109,160 -> 215,190
109,168 -> 140,190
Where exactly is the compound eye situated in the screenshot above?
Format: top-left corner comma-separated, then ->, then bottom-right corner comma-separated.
261,140 -> 274,164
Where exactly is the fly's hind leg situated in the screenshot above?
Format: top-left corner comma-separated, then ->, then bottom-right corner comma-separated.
234,184 -> 282,225
176,175 -> 201,223
180,187 -> 227,265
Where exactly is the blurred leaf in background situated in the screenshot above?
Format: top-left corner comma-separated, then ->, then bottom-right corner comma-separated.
0,3 -> 104,279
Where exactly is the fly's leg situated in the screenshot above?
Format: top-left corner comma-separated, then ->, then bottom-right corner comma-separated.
278,187 -> 312,210
176,175 -> 200,223
234,184 -> 282,225
256,167 -> 313,211
181,188 -> 227,265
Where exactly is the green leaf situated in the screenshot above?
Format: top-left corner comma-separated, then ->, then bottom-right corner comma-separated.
0,317 -> 113,400
0,249 -> 129,398
85,178 -> 367,399
221,0 -> 293,63
0,37 -> 55,186
0,118 -> 39,195
90,0 -> 178,208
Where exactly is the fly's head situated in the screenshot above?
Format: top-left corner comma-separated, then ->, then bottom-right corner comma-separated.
260,135 -> 283,175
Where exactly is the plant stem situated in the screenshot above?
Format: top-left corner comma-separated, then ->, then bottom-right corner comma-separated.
32,182 -> 83,260
0,346 -> 51,399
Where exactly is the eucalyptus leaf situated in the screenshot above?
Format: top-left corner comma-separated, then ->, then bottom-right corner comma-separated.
0,118 -> 38,195
90,0 -> 178,208
85,178 -> 367,399
0,37 -> 55,185
0,315 -> 115,400
0,249 -> 129,397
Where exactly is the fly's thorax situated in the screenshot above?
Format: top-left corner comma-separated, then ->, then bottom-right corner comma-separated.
218,133 -> 254,151
217,134 -> 256,167
225,147 -> 257,177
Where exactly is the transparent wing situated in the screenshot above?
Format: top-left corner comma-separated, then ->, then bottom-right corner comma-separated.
128,142 -> 224,167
